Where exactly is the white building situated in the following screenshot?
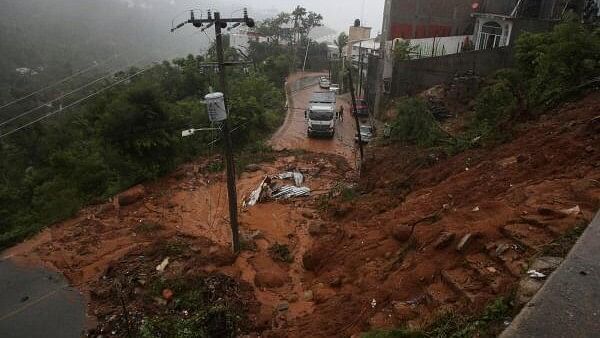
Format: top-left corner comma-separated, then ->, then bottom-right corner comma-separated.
394,34 -> 473,59
350,38 -> 380,64
472,13 -> 514,50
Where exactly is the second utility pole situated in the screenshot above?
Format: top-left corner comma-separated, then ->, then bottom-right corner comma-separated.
346,64 -> 364,163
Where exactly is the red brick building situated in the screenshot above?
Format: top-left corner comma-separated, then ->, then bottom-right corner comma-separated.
387,0 -> 477,40
385,0 -> 575,40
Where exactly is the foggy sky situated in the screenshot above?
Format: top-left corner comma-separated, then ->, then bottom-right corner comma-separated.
168,0 -> 385,35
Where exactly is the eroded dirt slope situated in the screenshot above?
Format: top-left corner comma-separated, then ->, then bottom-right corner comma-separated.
284,93 -> 600,337
3,77 -> 599,337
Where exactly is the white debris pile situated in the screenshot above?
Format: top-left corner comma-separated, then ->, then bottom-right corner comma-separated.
243,170 -> 310,207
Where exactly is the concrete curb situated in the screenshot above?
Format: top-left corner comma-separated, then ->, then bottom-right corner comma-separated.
501,210 -> 600,337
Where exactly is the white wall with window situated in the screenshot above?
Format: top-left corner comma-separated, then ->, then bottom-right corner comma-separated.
393,35 -> 474,59
473,14 -> 513,50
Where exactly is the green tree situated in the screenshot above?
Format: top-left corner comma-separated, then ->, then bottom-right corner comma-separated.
393,40 -> 418,62
515,20 -> 600,108
334,32 -> 348,56
256,12 -> 292,44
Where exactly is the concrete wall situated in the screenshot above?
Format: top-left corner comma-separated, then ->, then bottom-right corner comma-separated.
390,47 -> 514,97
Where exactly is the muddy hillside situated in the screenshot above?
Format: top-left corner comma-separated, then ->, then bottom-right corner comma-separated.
3,77 -> 599,337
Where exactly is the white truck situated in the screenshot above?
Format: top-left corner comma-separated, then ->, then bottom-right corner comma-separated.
305,91 -> 337,138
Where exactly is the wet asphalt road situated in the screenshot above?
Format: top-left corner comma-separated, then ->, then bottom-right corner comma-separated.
0,259 -> 85,338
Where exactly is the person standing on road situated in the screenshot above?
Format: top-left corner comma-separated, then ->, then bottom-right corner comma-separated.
339,105 -> 344,122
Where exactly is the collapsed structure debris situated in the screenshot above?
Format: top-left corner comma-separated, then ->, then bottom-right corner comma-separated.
243,169 -> 310,207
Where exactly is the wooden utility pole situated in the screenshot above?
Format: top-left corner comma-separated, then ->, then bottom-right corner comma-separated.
172,8 -> 255,254
214,12 -> 240,254
357,41 -> 364,97
346,65 -> 363,162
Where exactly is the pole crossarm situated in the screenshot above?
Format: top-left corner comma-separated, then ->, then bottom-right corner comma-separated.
171,8 -> 255,32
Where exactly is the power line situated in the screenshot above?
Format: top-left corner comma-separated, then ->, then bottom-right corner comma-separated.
0,65 -> 154,139
0,56 -> 149,127
0,54 -> 119,111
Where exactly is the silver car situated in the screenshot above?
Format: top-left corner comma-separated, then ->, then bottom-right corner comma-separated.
329,84 -> 340,94
355,124 -> 374,143
319,77 -> 331,89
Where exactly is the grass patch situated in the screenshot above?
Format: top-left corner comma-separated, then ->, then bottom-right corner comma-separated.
139,274 -> 248,338
207,160 -> 225,173
136,222 -> 164,233
268,243 -> 293,263
239,237 -> 257,252
541,220 -> 588,257
315,194 -> 332,212
363,297 -> 514,338
158,240 -> 188,257
341,186 -> 359,202
235,141 -> 277,176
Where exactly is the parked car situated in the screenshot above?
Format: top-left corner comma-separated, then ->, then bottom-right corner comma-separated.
352,97 -> 369,117
319,76 -> 331,89
329,83 -> 340,94
355,124 -> 374,143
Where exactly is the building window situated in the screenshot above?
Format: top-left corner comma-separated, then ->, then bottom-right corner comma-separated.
478,21 -> 503,50
383,78 -> 391,94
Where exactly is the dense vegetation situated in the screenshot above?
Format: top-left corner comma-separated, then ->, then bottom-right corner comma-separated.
248,7 -> 330,84
389,20 -> 600,150
0,3 -> 333,249
0,54 -> 285,248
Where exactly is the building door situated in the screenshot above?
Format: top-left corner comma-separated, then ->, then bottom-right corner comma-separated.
478,21 -> 503,50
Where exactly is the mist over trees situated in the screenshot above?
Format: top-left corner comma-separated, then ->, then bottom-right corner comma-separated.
0,0 -> 207,103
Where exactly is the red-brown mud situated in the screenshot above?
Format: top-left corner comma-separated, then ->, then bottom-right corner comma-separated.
3,75 -> 599,337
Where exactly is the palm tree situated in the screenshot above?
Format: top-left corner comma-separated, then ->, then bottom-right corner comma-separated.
334,32 -> 349,57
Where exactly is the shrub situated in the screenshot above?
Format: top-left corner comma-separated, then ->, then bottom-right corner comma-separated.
268,243 -> 293,263
515,20 -> 600,108
139,274 -> 248,338
389,97 -> 447,146
474,80 -> 518,126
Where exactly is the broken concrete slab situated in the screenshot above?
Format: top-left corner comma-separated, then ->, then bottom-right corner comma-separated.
456,233 -> 474,252
515,277 -> 544,306
529,256 -> 563,272
434,231 -> 456,249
